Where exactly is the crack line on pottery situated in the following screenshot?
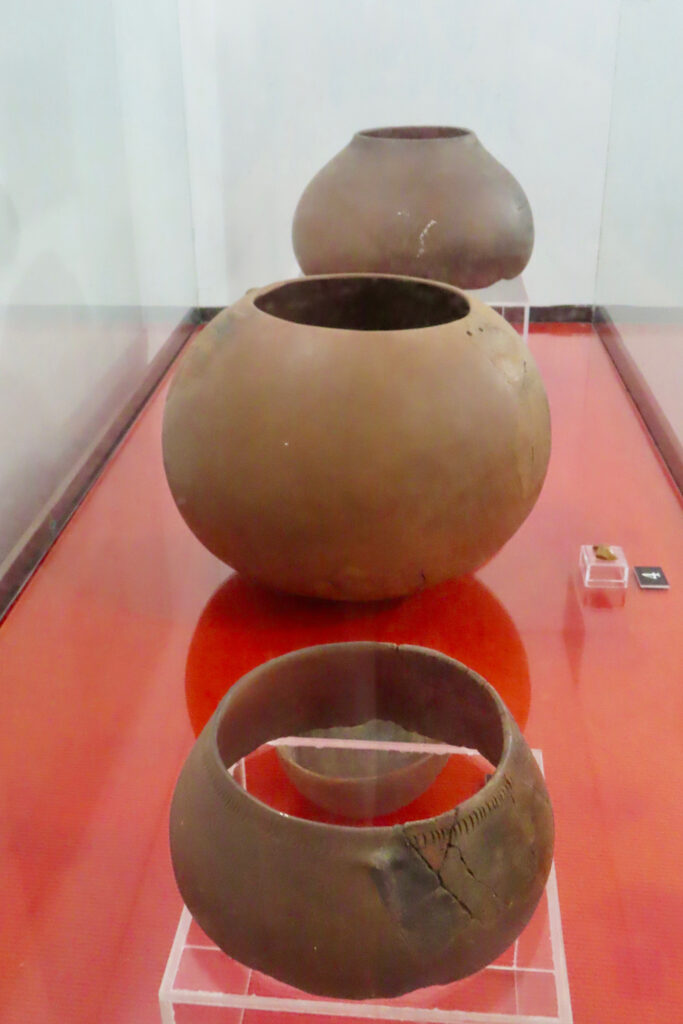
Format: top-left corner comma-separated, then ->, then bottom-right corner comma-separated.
448,835 -> 506,906
403,833 -> 475,920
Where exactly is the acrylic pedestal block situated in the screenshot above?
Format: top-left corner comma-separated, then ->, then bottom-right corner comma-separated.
160,748 -> 572,1024
579,545 -> 629,589
469,276 -> 529,342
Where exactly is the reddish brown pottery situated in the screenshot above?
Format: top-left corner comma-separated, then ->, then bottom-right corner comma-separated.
292,126 -> 534,289
169,643 -> 555,999
162,274 -> 551,601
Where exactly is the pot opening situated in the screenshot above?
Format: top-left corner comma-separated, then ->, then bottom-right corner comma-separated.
254,277 -> 470,331
359,126 -> 471,140
278,721 -> 442,780
216,645 -> 505,773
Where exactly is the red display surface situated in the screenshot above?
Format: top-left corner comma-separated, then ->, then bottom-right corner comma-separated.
0,326 -> 681,1024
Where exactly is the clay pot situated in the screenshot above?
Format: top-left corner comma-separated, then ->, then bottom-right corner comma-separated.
292,127 -> 534,289
162,274 -> 550,601
277,719 -> 449,818
169,643 -> 555,999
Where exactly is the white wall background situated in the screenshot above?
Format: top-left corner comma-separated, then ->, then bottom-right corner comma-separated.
596,0 -> 683,446
179,0 -> 621,307
0,0 -> 196,572
596,0 -> 683,308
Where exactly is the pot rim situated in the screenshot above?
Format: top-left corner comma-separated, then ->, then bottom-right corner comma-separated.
203,642 -> 518,842
277,721 -> 449,786
248,272 -> 475,335
355,125 -> 475,141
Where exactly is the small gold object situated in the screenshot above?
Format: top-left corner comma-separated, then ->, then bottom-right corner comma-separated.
593,544 -> 617,561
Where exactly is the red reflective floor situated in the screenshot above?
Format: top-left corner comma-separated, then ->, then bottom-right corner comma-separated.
0,325 -> 681,1024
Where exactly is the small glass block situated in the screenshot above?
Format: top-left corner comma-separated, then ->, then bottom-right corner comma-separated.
579,545 -> 629,588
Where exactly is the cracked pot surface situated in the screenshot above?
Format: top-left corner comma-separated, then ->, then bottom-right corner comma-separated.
292,127 -> 534,289
162,274 -> 551,601
170,643 -> 554,999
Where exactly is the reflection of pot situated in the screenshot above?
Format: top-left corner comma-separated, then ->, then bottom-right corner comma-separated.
292,127 -> 534,289
171,643 -> 554,999
185,574 -> 532,738
277,720 -> 449,818
163,274 -> 550,601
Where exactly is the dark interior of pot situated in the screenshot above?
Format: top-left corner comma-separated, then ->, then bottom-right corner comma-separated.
359,126 -> 471,140
254,277 -> 470,331
216,644 -> 505,770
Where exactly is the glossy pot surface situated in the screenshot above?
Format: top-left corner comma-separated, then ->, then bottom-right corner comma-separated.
162,274 -> 551,600
292,127 -> 534,289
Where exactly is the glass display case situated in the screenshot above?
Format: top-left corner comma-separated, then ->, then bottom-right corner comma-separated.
0,0 -> 197,610
0,3 -> 681,1024
594,0 -> 683,490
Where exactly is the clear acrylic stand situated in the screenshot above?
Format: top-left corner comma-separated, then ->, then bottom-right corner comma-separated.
160,746 -> 572,1024
579,545 -> 629,589
469,276 -> 530,342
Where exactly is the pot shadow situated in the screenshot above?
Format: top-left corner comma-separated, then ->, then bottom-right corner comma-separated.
185,574 -> 531,735
185,573 -> 531,734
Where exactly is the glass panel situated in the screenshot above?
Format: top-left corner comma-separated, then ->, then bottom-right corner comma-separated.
1,4 -> 682,1024
0,0 -> 197,578
595,0 -> 683,464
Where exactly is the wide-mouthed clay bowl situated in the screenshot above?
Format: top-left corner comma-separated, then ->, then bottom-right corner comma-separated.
170,642 -> 555,999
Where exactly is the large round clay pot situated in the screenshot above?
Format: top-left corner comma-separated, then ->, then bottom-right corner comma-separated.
292,127 -> 534,289
169,642 -> 555,999
162,274 -> 550,601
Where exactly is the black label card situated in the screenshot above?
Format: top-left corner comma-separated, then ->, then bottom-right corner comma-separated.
634,566 -> 669,590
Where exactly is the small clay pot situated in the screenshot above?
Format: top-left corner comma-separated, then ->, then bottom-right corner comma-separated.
277,719 -> 449,818
162,274 -> 551,601
170,643 -> 555,999
292,127 -> 534,289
